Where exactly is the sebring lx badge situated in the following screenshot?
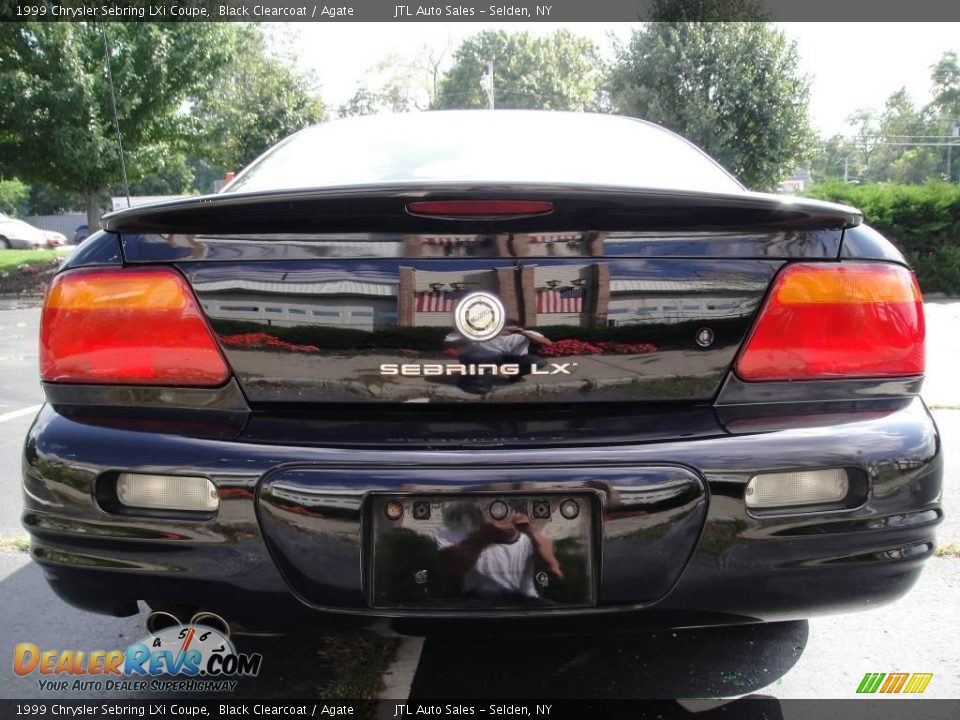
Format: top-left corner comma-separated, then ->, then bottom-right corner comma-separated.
380,362 -> 577,377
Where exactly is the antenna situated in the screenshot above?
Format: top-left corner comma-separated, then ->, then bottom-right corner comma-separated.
99,22 -> 131,208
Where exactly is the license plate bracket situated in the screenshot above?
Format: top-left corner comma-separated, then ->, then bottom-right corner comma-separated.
369,493 -> 596,609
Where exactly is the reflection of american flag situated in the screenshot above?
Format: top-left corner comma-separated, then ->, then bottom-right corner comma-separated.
416,292 -> 455,312
537,287 -> 584,313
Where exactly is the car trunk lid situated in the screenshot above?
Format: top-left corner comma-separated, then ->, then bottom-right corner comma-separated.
105,186 -> 857,405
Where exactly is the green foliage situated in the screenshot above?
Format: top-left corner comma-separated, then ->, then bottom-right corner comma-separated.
647,0 -> 768,20
0,22 -> 238,228
931,51 -> 960,119
813,52 -> 960,185
191,25 -> 326,170
125,153 -> 195,196
805,180 -> 960,293
338,85 -> 410,118
606,22 -> 814,190
26,184 -> 84,215
434,30 -> 601,111
0,177 -> 29,216
848,90 -> 941,184
0,250 -> 58,273
0,23 -> 324,229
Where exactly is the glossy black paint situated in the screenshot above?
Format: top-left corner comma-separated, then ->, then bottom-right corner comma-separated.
841,224 -> 909,262
60,229 -> 123,269
102,185 -> 861,237
181,257 -> 780,405
23,124 -> 939,632
22,395 -> 941,632
121,228 -> 843,263
258,465 -> 706,611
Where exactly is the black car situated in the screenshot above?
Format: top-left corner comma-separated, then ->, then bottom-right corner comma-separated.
24,111 -> 942,635
73,224 -> 89,245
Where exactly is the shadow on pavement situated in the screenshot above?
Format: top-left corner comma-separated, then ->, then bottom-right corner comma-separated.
0,557 -> 335,699
411,621 -> 809,699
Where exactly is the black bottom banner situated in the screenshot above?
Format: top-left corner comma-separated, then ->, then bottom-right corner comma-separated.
2,699 -> 959,720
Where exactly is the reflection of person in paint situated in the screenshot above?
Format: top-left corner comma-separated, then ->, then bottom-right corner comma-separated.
444,320 -> 553,392
437,504 -> 563,600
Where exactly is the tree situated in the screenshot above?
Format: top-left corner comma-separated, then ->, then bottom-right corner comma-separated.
191,25 -> 326,171
929,51 -> 960,183
0,22 -> 239,230
809,134 -> 859,183
0,178 -> 29,216
339,47 -> 450,118
646,0 -> 767,20
433,30 -> 601,111
863,90 -> 939,184
930,51 -> 960,122
26,184 -> 84,216
831,83 -> 947,185
605,22 -> 813,190
338,83 -> 412,118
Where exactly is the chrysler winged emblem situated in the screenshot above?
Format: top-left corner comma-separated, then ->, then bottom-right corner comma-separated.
454,291 -> 505,341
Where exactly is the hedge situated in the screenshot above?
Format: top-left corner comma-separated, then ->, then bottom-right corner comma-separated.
804,180 -> 960,294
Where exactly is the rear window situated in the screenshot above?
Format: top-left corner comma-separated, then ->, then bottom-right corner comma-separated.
225,111 -> 744,195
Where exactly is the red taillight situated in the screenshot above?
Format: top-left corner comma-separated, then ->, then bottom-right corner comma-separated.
407,200 -> 553,217
40,267 -> 230,386
735,262 -> 924,381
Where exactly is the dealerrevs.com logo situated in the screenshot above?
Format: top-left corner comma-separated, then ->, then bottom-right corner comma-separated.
14,623 -> 262,693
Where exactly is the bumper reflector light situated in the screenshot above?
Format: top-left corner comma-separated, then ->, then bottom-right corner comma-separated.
745,469 -> 848,509
117,473 -> 219,512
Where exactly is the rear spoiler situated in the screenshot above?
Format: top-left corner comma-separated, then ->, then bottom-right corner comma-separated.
102,184 -> 862,235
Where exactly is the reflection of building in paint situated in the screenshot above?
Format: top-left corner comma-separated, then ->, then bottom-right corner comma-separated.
402,233 -> 600,259
194,258 -> 765,334
195,274 -> 398,332
195,235 -> 405,259
606,278 -> 765,326
531,265 -> 595,326
400,268 -> 500,327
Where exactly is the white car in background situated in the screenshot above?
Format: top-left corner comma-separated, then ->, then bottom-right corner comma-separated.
0,213 -> 62,249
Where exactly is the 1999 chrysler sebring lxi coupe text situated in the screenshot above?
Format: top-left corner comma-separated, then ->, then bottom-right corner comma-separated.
23,111 -> 942,635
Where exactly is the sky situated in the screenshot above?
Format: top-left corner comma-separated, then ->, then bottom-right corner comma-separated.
272,22 -> 960,138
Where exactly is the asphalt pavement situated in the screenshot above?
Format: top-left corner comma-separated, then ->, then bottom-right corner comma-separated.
0,298 -> 957,700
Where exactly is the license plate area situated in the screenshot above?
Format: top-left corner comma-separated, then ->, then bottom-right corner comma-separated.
369,494 -> 597,609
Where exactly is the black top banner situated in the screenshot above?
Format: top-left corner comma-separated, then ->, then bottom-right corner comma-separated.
2,0 -> 960,22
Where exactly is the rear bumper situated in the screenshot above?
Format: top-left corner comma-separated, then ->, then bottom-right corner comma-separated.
22,397 -> 943,633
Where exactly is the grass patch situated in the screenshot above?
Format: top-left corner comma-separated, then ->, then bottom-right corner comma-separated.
0,249 -> 58,272
317,633 -> 399,700
0,536 -> 30,553
935,542 -> 960,559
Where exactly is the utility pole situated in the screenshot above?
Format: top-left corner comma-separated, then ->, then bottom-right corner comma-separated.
480,60 -> 494,109
843,157 -> 850,183
951,124 -> 959,184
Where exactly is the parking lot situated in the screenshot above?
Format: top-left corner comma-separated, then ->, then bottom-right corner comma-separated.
0,297 -> 957,700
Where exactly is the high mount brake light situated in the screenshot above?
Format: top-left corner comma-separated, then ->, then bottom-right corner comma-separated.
406,200 -> 554,218
40,267 -> 230,386
735,262 -> 924,382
